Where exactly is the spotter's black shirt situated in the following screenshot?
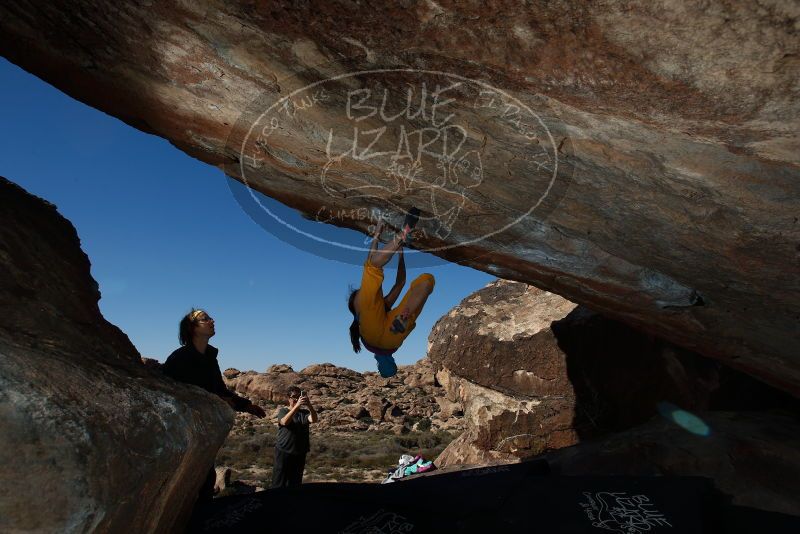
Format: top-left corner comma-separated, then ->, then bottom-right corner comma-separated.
162,344 -> 250,411
276,407 -> 311,455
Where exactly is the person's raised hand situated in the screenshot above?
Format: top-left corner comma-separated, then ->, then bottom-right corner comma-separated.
247,403 -> 266,418
373,219 -> 385,238
298,394 -> 310,406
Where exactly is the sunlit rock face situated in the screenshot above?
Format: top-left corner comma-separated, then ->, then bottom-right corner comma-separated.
1,1 -> 798,393
430,280 -> 799,467
0,178 -> 233,533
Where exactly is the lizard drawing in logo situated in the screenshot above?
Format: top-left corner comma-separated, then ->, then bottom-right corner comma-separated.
320,123 -> 484,241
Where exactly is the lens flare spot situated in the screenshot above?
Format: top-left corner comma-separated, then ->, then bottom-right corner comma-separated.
657,402 -> 711,437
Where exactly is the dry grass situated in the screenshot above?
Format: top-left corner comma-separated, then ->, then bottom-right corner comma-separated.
216,427 -> 456,488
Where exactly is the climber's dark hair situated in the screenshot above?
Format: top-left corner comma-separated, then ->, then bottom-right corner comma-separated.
348,287 -> 361,353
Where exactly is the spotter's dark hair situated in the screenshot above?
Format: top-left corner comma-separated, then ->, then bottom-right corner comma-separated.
179,308 -> 208,346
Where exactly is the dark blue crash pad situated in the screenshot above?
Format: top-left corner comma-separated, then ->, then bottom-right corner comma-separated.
189,460 -> 799,533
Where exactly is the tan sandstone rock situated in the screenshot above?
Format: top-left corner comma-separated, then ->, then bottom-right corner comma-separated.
213,467 -> 232,495
224,360 -> 463,434
431,279 -> 798,467
0,178 -> 233,533
0,1 -> 797,395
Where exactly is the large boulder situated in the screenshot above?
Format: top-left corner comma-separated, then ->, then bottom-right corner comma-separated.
0,177 -> 233,533
224,365 -> 304,404
431,280 -> 798,466
1,1 -> 798,394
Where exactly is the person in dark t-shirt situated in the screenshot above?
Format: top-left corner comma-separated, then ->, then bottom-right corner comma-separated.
162,308 -> 266,502
273,385 -> 317,488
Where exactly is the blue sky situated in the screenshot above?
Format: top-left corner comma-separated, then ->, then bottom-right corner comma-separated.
0,58 -> 493,373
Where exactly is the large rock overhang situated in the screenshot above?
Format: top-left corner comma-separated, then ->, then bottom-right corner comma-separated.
1,1 -> 798,393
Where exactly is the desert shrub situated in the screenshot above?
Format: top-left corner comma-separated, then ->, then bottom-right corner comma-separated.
405,415 -> 421,426
217,432 -> 275,469
216,426 -> 457,483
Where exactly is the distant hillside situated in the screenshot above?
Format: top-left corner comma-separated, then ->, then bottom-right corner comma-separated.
216,358 -> 464,489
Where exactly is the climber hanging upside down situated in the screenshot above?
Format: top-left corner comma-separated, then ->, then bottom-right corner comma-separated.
347,208 -> 435,378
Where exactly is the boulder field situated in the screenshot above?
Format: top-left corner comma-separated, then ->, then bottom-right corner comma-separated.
222,359 -> 464,435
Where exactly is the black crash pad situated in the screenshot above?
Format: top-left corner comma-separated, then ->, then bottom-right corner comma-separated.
188,460 -> 799,533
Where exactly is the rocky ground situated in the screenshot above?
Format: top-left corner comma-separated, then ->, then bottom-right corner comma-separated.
215,358 -> 463,490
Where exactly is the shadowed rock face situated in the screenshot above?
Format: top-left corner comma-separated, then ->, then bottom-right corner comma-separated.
1,1 -> 798,393
543,412 -> 800,517
0,178 -> 233,533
